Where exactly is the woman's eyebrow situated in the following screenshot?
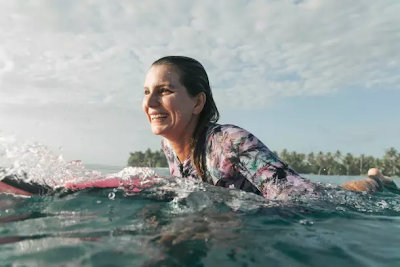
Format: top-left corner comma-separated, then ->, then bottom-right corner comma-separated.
144,83 -> 176,90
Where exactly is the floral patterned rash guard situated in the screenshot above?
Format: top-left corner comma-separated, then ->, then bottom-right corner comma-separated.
161,124 -> 320,200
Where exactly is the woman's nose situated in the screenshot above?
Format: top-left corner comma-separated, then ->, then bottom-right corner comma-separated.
143,91 -> 159,107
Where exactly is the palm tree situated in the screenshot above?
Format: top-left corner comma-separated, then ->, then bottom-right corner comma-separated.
144,148 -> 154,167
316,152 -> 325,175
359,154 -> 365,175
288,151 -> 307,173
334,150 -> 342,162
375,158 -> 384,171
307,152 -> 317,174
363,156 -> 375,172
279,149 -> 290,163
157,149 -> 168,167
332,150 -> 343,175
128,151 -> 145,167
342,153 -> 354,176
384,147 -> 399,176
324,152 -> 334,175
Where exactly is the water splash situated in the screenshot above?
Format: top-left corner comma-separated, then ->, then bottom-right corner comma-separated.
0,133 -> 101,187
1,133 -> 400,216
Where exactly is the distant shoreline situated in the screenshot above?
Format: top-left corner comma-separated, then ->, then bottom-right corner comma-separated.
126,147 -> 400,177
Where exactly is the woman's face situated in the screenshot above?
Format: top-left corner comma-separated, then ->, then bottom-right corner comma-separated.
142,64 -> 200,140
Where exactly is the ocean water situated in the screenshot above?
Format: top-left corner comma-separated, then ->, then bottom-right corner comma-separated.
1,141 -> 400,267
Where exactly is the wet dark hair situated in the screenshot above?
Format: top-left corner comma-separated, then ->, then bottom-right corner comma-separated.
152,56 -> 220,181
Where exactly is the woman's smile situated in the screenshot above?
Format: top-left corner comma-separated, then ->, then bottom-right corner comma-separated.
150,113 -> 169,123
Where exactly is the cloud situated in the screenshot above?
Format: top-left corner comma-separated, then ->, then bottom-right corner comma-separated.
0,0 -> 399,165
0,0 -> 398,109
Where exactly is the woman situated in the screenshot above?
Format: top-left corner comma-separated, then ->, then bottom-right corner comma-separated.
142,55 -> 397,200
0,56 -> 397,198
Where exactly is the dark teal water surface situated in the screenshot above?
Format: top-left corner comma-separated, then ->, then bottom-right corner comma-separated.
1,167 -> 400,267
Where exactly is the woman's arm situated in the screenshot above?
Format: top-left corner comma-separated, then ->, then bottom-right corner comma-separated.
206,125 -> 317,200
341,168 -> 399,192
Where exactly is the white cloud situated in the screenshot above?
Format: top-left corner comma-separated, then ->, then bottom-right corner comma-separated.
0,0 -> 398,109
0,0 -> 399,164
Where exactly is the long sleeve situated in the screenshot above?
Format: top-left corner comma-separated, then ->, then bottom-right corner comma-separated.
205,124 -> 317,200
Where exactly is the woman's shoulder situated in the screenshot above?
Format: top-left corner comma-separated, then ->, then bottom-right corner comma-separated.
206,124 -> 261,149
205,123 -> 263,155
206,123 -> 254,139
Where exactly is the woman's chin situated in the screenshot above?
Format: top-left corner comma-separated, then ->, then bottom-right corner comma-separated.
151,125 -> 168,136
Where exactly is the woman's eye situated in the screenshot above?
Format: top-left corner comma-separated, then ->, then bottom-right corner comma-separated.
144,90 -> 150,95
160,88 -> 172,94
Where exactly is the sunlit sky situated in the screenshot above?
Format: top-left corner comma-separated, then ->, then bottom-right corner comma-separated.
1,0 -> 399,166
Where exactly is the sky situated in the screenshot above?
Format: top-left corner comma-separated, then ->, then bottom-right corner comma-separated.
0,0 -> 399,166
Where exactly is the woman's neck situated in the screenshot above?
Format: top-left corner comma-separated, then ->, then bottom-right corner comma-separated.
166,117 -> 198,163
168,138 -> 192,163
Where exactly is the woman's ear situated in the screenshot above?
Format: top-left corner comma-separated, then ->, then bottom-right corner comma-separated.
193,92 -> 206,115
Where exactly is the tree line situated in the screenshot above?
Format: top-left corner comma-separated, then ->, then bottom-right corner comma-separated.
128,147 -> 400,176
128,148 -> 168,168
274,147 -> 399,176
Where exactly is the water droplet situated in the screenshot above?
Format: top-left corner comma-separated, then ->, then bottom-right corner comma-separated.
299,219 -> 314,225
97,200 -> 101,204
108,192 -> 115,200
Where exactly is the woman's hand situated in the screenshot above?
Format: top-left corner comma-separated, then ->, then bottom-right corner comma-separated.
341,168 -> 398,192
